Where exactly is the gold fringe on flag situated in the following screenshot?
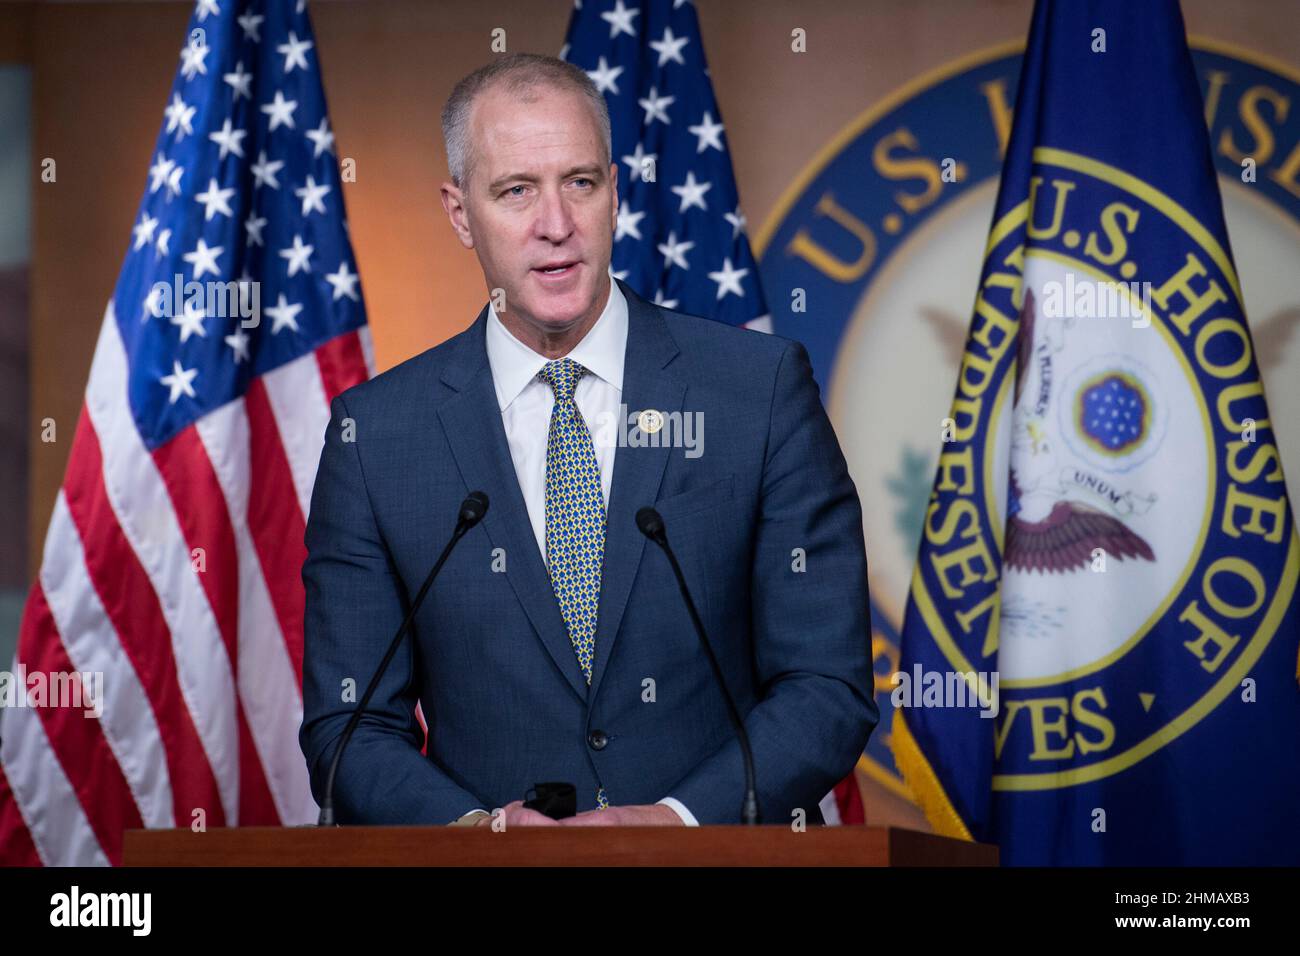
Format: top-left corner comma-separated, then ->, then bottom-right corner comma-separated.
890,710 -> 974,841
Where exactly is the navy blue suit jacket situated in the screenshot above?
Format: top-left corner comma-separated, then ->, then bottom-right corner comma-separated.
299,278 -> 877,824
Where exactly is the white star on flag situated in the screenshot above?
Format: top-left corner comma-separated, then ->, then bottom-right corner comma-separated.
622,142 -> 656,182
277,31 -> 314,73
133,213 -> 159,251
587,56 -> 624,95
209,118 -> 248,160
245,213 -> 267,247
708,257 -> 748,299
615,201 -> 645,241
183,237 -> 223,279
250,150 -> 284,189
171,300 -> 207,343
164,164 -> 185,200
223,61 -> 253,100
688,111 -> 724,153
148,154 -> 176,193
639,86 -> 674,126
142,286 -> 166,321
724,206 -> 746,239
653,289 -> 679,309
325,262 -> 361,301
224,327 -> 251,363
262,90 -> 298,131
650,26 -> 689,67
305,119 -> 335,158
658,231 -> 694,270
265,293 -> 303,334
179,39 -> 209,81
164,93 -> 195,140
159,359 -> 199,403
280,234 -> 314,276
295,176 -> 331,217
602,0 -> 640,39
195,178 -> 236,221
671,171 -> 711,213
237,10 -> 263,42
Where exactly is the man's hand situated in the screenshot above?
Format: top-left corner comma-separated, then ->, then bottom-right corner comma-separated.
558,804 -> 684,826
473,800 -> 562,827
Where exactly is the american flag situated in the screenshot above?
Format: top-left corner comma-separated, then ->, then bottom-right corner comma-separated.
0,0 -> 371,865
562,0 -> 770,330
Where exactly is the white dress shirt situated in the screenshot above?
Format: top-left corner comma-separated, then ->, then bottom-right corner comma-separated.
474,278 -> 699,828
486,280 -> 626,559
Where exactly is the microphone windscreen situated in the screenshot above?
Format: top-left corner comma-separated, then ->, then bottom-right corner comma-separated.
635,506 -> 665,541
459,491 -> 489,526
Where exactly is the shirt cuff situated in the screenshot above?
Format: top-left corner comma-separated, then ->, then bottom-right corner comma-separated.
656,796 -> 699,826
448,808 -> 490,826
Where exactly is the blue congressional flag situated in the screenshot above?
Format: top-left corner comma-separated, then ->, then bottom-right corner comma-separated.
561,0 -> 769,328
893,0 -> 1300,865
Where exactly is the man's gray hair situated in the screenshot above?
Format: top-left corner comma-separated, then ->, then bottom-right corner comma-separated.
441,53 -> 612,190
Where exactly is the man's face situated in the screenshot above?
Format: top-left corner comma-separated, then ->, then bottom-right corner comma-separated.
441,83 -> 618,342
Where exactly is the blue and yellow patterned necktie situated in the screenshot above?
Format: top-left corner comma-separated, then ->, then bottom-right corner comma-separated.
538,358 -> 609,809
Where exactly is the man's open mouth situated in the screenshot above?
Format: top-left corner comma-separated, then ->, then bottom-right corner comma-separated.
534,261 -> 578,276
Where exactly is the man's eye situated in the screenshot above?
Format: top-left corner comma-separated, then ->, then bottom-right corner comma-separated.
573,178 -> 593,188
503,185 -> 526,198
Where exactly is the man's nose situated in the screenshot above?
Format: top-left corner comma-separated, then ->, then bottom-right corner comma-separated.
534,186 -> 575,242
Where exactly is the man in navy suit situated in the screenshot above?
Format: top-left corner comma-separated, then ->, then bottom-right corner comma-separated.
299,53 -> 876,827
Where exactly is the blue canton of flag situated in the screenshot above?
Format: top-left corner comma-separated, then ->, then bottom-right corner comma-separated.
561,0 -> 769,328
118,0 -> 366,449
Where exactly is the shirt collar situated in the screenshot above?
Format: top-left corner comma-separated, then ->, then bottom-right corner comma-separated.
485,277 -> 628,411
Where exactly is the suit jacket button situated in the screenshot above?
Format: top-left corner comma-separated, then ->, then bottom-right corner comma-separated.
588,730 -> 608,751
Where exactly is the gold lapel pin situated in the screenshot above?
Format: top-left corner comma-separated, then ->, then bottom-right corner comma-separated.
637,409 -> 665,435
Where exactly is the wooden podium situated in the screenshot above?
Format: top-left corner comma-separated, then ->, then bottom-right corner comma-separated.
123,825 -> 997,867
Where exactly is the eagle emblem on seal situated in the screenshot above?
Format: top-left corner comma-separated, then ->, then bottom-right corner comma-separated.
1004,288 -> 1156,574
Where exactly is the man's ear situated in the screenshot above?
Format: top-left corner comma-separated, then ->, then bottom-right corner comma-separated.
439,181 -> 475,250
609,161 -> 619,234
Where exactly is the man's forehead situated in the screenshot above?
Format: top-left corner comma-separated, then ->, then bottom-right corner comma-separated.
474,85 -> 595,146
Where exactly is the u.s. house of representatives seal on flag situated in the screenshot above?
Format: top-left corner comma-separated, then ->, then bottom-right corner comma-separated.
755,22 -> 1300,824
889,0 -> 1300,865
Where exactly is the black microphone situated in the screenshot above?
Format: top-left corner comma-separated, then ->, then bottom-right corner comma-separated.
636,507 -> 760,825
317,491 -> 489,826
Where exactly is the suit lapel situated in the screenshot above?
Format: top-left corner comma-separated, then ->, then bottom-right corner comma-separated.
436,309 -> 590,703
588,280 -> 685,701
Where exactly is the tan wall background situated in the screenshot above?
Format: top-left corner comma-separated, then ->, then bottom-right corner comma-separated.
3,0 -> 1299,825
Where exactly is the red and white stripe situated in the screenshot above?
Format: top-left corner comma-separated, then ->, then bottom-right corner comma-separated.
0,303 -> 371,865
